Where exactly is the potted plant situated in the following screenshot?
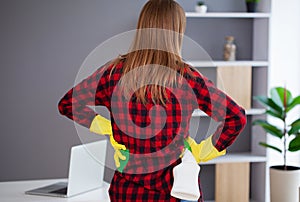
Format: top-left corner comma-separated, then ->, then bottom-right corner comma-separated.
245,0 -> 260,12
195,1 -> 207,13
253,86 -> 300,202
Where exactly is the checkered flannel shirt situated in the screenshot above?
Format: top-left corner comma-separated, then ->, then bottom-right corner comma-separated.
58,61 -> 246,202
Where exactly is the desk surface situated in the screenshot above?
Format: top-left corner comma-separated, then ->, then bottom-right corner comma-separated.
0,178 -> 110,202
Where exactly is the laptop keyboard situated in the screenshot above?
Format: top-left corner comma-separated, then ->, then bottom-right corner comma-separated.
50,187 -> 68,195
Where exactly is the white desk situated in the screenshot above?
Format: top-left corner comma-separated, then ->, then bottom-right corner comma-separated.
0,178 -> 111,202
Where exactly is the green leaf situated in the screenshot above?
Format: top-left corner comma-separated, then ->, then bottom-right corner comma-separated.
253,119 -> 283,138
253,96 -> 282,114
246,0 -> 260,3
288,118 -> 300,135
270,87 -> 293,109
259,142 -> 282,153
287,95 -> 300,112
288,136 -> 300,152
265,109 -> 284,120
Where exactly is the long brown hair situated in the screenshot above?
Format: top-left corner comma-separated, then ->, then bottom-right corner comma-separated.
113,0 -> 186,105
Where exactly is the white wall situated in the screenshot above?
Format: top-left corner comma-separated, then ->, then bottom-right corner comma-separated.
267,2 -> 300,201
269,0 -> 300,167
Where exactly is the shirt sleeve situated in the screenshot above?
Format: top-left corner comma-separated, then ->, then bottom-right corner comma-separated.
186,67 -> 247,152
58,65 -> 111,128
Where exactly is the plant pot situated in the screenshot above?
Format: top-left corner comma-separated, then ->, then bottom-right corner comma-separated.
246,2 -> 257,12
270,165 -> 300,202
195,5 -> 207,13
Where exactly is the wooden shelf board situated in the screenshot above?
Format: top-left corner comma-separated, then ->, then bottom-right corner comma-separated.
246,108 -> 266,115
187,60 -> 269,67
192,108 -> 265,117
205,200 -> 258,202
185,12 -> 271,18
200,152 -> 267,165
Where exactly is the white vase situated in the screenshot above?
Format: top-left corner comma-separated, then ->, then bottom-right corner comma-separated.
195,5 -> 207,13
270,166 -> 300,202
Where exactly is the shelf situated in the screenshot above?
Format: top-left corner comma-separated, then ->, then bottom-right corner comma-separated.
184,4 -> 270,202
192,108 -> 265,117
205,200 -> 258,202
187,60 -> 269,67
200,152 -> 267,165
185,12 -> 271,18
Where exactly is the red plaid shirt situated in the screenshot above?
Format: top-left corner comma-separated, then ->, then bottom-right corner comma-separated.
58,61 -> 246,202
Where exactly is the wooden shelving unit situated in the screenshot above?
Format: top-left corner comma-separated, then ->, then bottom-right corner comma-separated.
185,2 -> 271,201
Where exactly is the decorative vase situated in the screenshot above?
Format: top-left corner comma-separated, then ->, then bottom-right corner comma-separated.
246,2 -> 257,12
223,36 -> 236,61
195,5 -> 207,13
270,166 -> 300,202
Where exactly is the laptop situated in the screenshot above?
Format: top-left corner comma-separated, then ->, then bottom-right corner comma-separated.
25,140 -> 107,198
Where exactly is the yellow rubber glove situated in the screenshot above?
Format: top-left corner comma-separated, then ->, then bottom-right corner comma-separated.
186,135 -> 226,163
89,114 -> 113,135
90,115 -> 127,168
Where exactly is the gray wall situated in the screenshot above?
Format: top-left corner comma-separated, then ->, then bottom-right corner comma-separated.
0,0 -> 252,182
0,0 -> 146,182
